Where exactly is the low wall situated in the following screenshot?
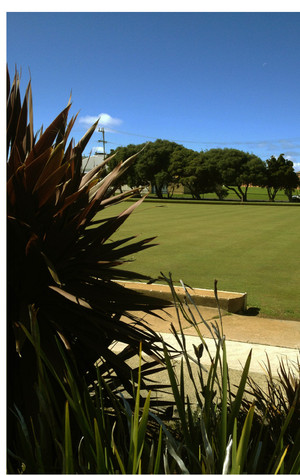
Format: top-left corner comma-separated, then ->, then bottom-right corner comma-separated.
117,281 -> 247,313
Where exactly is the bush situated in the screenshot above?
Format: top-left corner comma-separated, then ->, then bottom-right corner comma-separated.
8,313 -> 165,474
8,275 -> 300,474
7,67 -> 170,466
158,274 -> 300,474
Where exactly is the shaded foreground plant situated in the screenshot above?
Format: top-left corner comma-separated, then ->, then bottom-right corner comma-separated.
8,308 -> 186,474
8,276 -> 300,473
242,354 -> 300,473
159,273 -> 300,474
7,67 -> 171,453
7,309 -> 163,474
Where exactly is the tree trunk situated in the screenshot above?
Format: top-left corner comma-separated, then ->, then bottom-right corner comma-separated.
285,188 -> 293,202
224,185 -> 242,201
215,185 -> 228,201
155,186 -> 163,199
267,187 -> 277,202
237,185 -> 248,202
167,184 -> 175,198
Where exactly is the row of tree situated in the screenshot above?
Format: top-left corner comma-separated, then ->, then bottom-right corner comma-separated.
107,140 -> 299,202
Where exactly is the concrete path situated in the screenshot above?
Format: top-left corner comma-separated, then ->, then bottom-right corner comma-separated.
160,333 -> 298,375
112,305 -> 299,404
119,281 -> 299,374
126,305 -> 300,374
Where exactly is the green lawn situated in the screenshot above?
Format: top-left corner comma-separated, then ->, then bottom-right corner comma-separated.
155,186 -> 299,201
99,200 -> 299,320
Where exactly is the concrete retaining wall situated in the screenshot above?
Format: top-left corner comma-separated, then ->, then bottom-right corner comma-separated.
117,281 -> 247,313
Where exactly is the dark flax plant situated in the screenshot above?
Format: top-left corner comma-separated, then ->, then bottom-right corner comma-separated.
7,68 -> 169,447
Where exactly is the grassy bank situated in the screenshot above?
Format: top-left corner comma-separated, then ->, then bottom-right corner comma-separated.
99,201 -> 299,320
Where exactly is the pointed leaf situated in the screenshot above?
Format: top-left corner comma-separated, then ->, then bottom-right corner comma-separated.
64,401 -> 74,474
33,161 -> 70,207
26,105 -> 71,164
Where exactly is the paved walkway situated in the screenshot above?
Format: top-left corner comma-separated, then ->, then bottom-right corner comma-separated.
128,305 -> 300,374
112,305 -> 299,403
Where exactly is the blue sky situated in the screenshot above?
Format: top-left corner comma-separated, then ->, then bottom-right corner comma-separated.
6,12 -> 300,170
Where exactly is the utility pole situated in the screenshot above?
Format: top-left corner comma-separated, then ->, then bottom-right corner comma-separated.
98,127 -> 107,159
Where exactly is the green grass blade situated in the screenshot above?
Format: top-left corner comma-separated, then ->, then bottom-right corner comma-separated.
180,358 -> 185,404
288,425 -> 300,473
228,350 -> 252,434
186,396 -> 199,453
203,339 -> 222,419
235,404 -> 255,474
147,441 -> 155,474
199,409 -> 214,474
128,342 -> 142,473
19,323 -> 71,401
94,417 -> 107,473
163,343 -> 191,446
220,338 -> 228,463
135,390 -> 152,472
63,401 -> 74,474
268,386 -> 298,473
230,418 -> 239,474
29,417 -> 45,473
290,445 -> 300,474
153,426 -> 163,474
111,421 -> 126,474
274,445 -> 289,475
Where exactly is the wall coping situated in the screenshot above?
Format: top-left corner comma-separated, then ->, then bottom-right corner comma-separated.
116,281 -> 247,313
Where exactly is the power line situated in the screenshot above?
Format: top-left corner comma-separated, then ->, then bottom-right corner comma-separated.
104,127 -> 200,143
103,127 -> 300,147
105,128 -> 163,141
106,141 -> 124,146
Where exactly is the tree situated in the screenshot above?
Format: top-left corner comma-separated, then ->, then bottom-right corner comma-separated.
177,151 -> 217,199
135,140 -> 184,198
264,154 -> 300,202
209,148 -> 265,202
169,148 -> 198,198
108,140 -> 184,198
199,149 -> 229,200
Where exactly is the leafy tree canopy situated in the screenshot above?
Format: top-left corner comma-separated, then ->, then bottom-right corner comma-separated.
108,142 -> 298,202
204,148 -> 265,201
109,140 -> 184,198
264,154 -> 300,201
177,151 -> 218,199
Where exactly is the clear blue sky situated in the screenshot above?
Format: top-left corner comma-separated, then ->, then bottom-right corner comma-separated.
6,12 -> 300,170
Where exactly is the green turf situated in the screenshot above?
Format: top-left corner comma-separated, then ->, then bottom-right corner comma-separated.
99,200 -> 299,320
153,186 -> 299,201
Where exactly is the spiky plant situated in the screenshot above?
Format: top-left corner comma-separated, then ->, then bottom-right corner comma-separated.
7,68 -> 169,437
240,355 -> 300,473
